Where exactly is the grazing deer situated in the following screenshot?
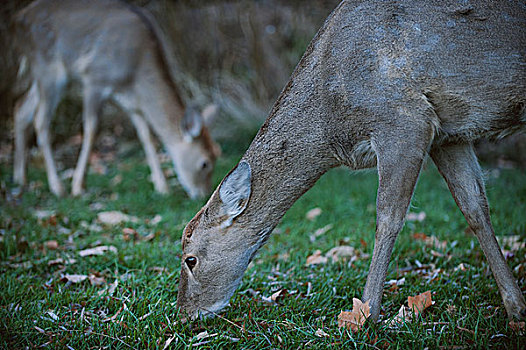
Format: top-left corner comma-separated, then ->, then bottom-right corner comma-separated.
12,0 -> 220,198
177,0 -> 526,321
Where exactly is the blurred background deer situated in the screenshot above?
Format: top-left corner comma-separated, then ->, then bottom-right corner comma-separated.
1,0 -> 523,191
10,0 -> 220,198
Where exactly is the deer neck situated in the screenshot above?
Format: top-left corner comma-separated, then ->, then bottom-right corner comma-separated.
235,79 -> 338,234
134,61 -> 187,146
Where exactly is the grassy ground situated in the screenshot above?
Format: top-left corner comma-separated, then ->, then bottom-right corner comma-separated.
1,144 -> 525,349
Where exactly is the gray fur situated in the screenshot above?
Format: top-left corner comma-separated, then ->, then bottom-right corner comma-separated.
177,0 -> 526,321
12,0 -> 220,198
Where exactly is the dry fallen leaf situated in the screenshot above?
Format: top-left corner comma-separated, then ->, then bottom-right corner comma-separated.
509,320 -> 525,334
45,240 -> 59,250
79,245 -> 117,257
454,263 -> 469,272
88,274 -> 106,286
34,210 -> 55,220
270,289 -> 288,303
306,207 -> 322,221
326,245 -> 357,263
389,291 -> 434,326
46,310 -> 59,321
97,211 -> 138,225
122,227 -> 138,241
195,331 -> 211,341
48,257 -> 77,266
315,328 -> 330,337
389,305 -> 413,325
407,291 -> 434,316
162,335 -> 177,350
499,235 -> 525,251
406,211 -> 426,222
98,279 -> 119,296
337,298 -> 371,332
306,250 -> 328,265
412,232 -> 447,250
150,214 -> 163,226
62,274 -> 88,283
310,224 -> 333,242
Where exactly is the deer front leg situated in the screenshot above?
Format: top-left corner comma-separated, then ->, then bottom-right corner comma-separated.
363,131 -> 431,321
431,143 -> 526,320
129,113 -> 169,194
72,87 -> 103,196
33,92 -> 64,197
14,82 -> 39,186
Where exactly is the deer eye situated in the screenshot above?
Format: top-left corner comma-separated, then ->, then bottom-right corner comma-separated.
185,256 -> 197,271
201,160 -> 210,170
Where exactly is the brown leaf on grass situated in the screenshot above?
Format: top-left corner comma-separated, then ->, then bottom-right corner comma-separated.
407,291 -> 434,316
406,211 -> 426,222
498,235 -> 525,259
309,224 -> 333,242
88,274 -> 106,286
122,228 -> 156,242
389,305 -> 413,325
315,328 -> 330,337
148,266 -> 168,274
98,279 -> 118,296
45,240 -> 59,250
162,335 -> 177,350
412,232 -> 447,250
337,298 -> 371,332
270,289 -> 288,303
48,257 -> 77,266
305,207 -> 322,221
326,245 -> 358,263
79,245 -> 117,257
509,320 -> 525,334
195,331 -> 215,341
122,228 -> 138,241
149,214 -> 163,226
111,174 -> 122,186
389,291 -> 434,326
454,263 -> 469,272
305,250 -> 328,265
143,232 -> 156,242
102,304 -> 124,322
386,277 -> 406,292
97,211 -> 138,225
498,235 -> 525,251
62,274 -> 88,283
34,210 -> 55,220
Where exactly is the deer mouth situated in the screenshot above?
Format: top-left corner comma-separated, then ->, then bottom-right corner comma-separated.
192,299 -> 231,320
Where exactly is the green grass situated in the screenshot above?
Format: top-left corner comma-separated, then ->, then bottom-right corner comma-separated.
1,146 -> 525,349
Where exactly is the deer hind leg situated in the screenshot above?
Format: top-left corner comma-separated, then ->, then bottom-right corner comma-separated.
14,81 -> 39,186
430,143 -> 526,320
362,122 -> 434,321
129,113 -> 169,194
71,85 -> 105,196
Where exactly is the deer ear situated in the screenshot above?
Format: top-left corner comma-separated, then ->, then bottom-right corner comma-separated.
219,161 -> 251,228
182,106 -> 203,141
201,104 -> 219,126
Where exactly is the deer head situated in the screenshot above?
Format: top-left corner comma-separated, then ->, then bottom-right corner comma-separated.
171,105 -> 221,199
176,162 -> 265,319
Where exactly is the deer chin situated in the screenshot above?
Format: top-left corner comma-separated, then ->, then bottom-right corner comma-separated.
196,299 -> 232,320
